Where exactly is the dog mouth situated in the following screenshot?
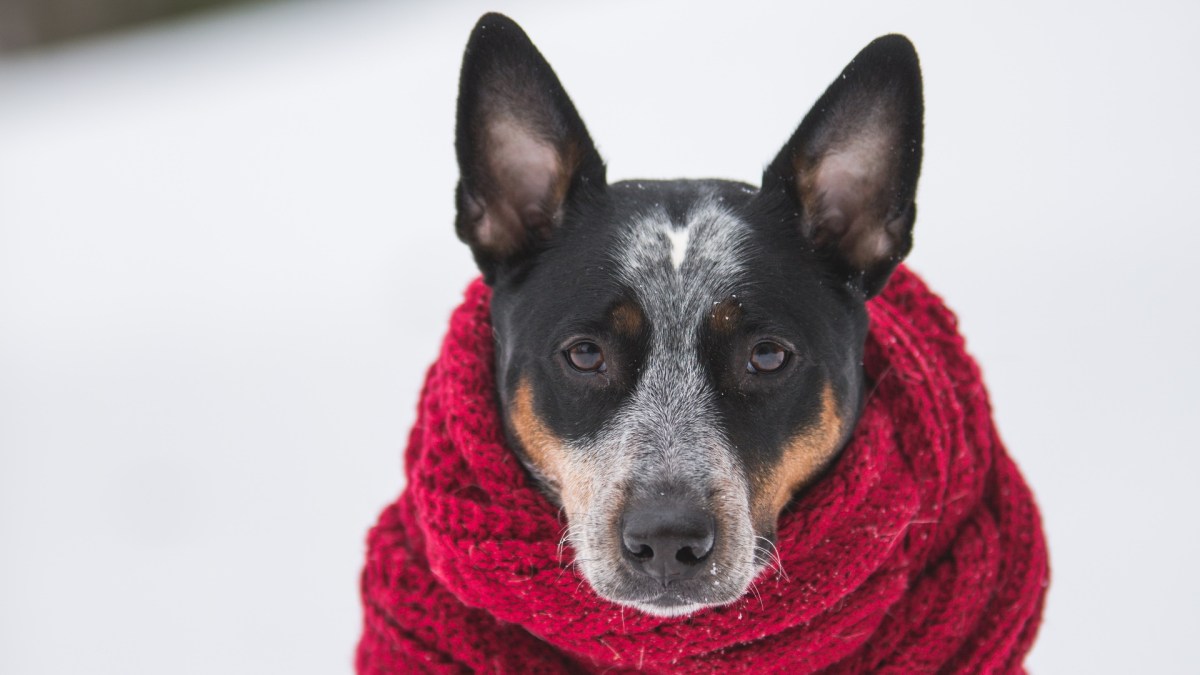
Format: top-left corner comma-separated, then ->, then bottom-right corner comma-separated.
592,554 -> 764,617
626,593 -> 712,618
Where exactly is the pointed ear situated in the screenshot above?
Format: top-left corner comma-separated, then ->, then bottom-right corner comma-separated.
764,35 -> 923,298
454,14 -> 606,281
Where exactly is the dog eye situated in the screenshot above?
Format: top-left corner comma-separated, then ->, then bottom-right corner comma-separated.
565,341 -> 606,372
747,341 -> 789,374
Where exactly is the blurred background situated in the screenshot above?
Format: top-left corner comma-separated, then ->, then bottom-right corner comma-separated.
0,0 -> 256,50
1,0 -> 1197,673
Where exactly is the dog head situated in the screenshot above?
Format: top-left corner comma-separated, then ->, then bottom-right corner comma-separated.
452,13 -> 922,616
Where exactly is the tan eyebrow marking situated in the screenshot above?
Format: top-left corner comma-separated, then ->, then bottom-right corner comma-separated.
610,299 -> 645,336
708,296 -> 742,335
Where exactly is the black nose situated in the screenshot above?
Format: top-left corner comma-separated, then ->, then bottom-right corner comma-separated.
621,499 -> 715,585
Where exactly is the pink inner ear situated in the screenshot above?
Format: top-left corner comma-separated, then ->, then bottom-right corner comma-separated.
802,126 -> 902,271
476,118 -> 562,254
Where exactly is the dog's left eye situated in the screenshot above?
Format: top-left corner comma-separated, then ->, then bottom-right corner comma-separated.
565,341 -> 606,372
747,341 -> 789,374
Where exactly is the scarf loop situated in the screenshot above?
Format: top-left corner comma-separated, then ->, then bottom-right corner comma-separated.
357,266 -> 1049,673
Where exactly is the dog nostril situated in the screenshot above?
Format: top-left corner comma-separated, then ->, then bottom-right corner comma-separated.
675,545 -> 707,565
630,543 -> 654,560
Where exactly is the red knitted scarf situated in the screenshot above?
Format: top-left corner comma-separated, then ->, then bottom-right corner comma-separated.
357,266 -> 1048,673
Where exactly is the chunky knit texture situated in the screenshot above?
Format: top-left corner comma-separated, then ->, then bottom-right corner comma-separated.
356,266 -> 1049,673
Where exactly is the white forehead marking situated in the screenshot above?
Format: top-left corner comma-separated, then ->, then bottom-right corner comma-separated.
616,196 -> 748,291
665,225 -> 691,271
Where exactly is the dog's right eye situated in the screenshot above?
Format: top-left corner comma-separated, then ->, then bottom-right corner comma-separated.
747,341 -> 789,374
565,341 -> 606,372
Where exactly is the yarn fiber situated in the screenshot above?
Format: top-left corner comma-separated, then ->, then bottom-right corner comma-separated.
357,266 -> 1049,673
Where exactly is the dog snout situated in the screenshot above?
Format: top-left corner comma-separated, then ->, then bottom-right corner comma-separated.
620,498 -> 715,585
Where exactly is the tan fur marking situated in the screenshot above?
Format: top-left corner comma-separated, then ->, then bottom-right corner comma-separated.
552,138 -> 582,217
510,379 -> 566,488
611,300 -> 644,336
708,297 -> 742,335
509,379 -> 592,517
753,383 -> 844,528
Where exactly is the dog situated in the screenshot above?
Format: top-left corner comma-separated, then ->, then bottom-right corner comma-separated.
452,13 -> 922,618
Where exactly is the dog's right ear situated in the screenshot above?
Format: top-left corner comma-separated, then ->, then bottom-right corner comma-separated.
454,13 -> 606,282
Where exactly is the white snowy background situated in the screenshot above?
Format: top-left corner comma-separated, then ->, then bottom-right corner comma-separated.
2,1 -> 1197,672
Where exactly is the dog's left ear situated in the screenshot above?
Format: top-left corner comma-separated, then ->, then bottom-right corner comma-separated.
454,13 -> 606,282
764,35 -> 923,298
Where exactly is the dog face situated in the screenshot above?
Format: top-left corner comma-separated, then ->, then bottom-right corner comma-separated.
453,14 -> 922,616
